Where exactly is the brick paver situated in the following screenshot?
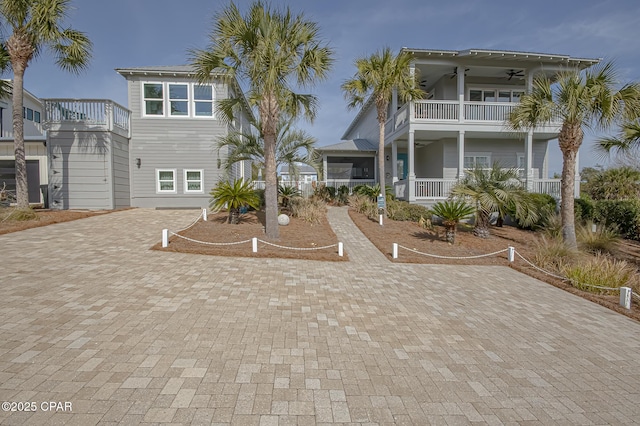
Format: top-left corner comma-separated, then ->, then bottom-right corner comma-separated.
1,207 -> 640,425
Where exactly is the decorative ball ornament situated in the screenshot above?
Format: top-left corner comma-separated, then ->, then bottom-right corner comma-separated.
278,214 -> 290,226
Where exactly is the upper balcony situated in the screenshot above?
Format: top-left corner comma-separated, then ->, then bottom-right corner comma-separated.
390,100 -> 562,136
43,99 -> 131,138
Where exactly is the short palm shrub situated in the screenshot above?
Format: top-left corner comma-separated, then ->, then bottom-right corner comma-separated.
278,184 -> 301,208
577,222 -> 619,254
290,197 -> 325,224
210,179 -> 261,224
510,193 -> 556,230
432,200 -> 475,244
563,255 -> 639,294
353,183 -> 394,201
336,185 -> 350,205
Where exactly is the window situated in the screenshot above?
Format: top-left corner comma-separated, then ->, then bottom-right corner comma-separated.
34,111 -> 41,123
469,88 -> 524,102
144,83 -> 164,116
464,154 -> 491,169
184,169 -> 203,193
156,169 -> 176,193
193,85 -> 214,117
169,84 -> 189,116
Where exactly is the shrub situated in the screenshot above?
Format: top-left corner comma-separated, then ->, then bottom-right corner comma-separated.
353,184 -> 394,201
576,222 -> 619,254
210,179 -> 261,224
574,197 -> 595,223
563,255 -> 639,294
541,213 -> 563,240
385,200 -> 431,222
510,193 -> 556,230
290,198 -> 326,224
431,200 -> 475,244
594,199 -> 640,240
1,207 -> 38,222
278,184 -> 301,208
532,236 -> 579,273
336,185 -> 350,205
313,183 -> 335,202
348,194 -> 378,220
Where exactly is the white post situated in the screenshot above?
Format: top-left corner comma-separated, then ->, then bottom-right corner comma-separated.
457,130 -> 465,180
620,287 -> 632,309
379,213 -> 383,226
408,130 -> 416,202
162,229 -> 169,248
338,242 -> 343,257
457,65 -> 465,122
393,243 -> 398,259
202,208 -> 208,222
252,237 -> 258,253
526,130 -> 534,191
591,223 -> 597,233
508,246 -> 515,262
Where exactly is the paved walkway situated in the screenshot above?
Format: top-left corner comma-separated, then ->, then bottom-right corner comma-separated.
1,208 -> 640,425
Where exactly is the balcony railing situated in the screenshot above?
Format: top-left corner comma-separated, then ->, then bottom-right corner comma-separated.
43,99 -> 131,135
412,178 -> 563,200
413,100 -> 459,122
464,101 -> 516,121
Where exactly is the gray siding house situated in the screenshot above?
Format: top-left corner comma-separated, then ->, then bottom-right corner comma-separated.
115,65 -> 252,209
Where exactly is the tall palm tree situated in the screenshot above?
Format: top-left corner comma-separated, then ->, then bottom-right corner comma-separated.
0,0 -> 92,208
189,1 -> 333,239
508,62 -> 640,248
217,116 -> 319,178
451,165 -> 538,238
341,47 -> 423,206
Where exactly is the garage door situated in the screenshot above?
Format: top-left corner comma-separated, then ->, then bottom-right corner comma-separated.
0,159 -> 41,203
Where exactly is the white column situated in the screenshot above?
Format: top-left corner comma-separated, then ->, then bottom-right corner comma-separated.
322,154 -> 328,184
457,66 -> 465,122
391,141 -> 398,183
408,130 -> 415,202
457,130 -> 465,179
526,130 -> 534,191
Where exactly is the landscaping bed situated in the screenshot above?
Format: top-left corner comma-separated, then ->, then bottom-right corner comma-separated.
0,208 -> 107,235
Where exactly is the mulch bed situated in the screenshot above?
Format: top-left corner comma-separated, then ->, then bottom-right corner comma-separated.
0,208 -> 109,235
153,210 -> 347,262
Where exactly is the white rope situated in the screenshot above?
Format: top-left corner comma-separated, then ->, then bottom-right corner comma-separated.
631,292 -> 640,301
514,250 -> 623,292
175,210 -> 204,233
168,231 -> 251,246
258,239 -> 338,251
397,245 -> 508,259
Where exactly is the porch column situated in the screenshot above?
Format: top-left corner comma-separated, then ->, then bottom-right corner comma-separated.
525,130 -> 534,191
391,140 -> 398,183
322,154 -> 328,184
457,66 -> 465,122
457,130 -> 465,180
408,130 -> 416,202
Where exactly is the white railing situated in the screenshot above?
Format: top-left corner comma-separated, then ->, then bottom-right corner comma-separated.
414,179 -> 458,199
394,103 -> 409,130
413,100 -> 459,121
464,101 -> 516,121
326,179 -> 376,192
43,99 -> 131,132
532,179 -> 562,199
394,180 -> 407,199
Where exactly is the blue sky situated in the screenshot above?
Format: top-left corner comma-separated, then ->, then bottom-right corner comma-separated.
13,0 -> 640,175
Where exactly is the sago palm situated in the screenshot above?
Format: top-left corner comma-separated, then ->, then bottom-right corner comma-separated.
190,1 -> 333,239
451,165 -> 538,238
342,47 -> 423,207
210,179 -> 261,224
508,62 -> 640,248
431,200 -> 475,244
0,0 -> 92,208
278,184 -> 300,208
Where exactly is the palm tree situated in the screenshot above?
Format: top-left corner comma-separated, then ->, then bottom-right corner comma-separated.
431,199 -> 475,244
217,116 -> 319,178
210,179 -> 261,224
0,0 -> 92,208
508,62 -> 640,248
451,165 -> 538,238
341,47 -> 423,207
599,121 -> 640,162
190,1 -> 333,239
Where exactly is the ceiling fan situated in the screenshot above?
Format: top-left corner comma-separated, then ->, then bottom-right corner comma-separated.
448,67 -> 469,79
506,69 -> 525,80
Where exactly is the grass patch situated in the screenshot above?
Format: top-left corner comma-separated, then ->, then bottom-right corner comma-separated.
290,198 -> 326,224
577,222 -> 619,254
1,207 -> 39,222
563,255 -> 639,295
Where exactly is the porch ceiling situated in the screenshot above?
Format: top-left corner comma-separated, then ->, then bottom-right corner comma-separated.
391,129 -> 557,146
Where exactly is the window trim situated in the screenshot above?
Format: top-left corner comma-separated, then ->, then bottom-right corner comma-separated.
168,83 -> 189,117
463,152 -> 492,170
468,87 -> 525,103
143,82 -> 165,117
192,84 -> 215,118
156,169 -> 177,193
184,169 -> 204,194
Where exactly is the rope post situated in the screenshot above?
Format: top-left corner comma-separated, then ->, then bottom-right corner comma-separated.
508,246 -> 515,262
393,243 -> 398,259
620,287 -> 632,309
162,229 -> 169,248
338,242 -> 343,257
252,237 -> 258,253
203,208 -> 208,222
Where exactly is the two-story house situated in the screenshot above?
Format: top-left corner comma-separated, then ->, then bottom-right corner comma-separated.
0,82 -> 47,204
319,48 -> 600,204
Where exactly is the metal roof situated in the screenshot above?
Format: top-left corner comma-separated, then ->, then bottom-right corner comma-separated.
317,139 -> 378,152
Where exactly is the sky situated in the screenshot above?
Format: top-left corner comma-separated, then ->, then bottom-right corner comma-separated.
8,0 -> 640,175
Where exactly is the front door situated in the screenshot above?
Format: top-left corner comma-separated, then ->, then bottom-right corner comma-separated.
397,153 -> 408,180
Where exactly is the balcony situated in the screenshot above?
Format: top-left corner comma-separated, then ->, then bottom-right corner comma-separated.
43,99 -> 131,138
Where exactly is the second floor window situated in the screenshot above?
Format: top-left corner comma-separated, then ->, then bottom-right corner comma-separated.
142,82 -> 215,118
169,84 -> 188,116
144,83 -> 164,115
469,89 -> 524,103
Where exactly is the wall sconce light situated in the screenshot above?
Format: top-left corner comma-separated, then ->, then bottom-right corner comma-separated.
386,155 -> 390,161
136,158 -> 141,168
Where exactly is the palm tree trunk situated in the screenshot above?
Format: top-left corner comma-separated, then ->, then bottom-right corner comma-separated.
473,210 -> 491,238
12,64 -> 29,209
558,124 -> 582,250
264,129 -> 279,239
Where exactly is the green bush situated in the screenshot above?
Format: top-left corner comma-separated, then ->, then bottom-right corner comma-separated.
509,193 -> 556,230
563,255 -> 639,295
594,199 -> 640,240
574,197 -> 595,223
386,200 -> 431,222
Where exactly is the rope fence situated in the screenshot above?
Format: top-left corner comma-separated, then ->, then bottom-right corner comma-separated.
161,209 -> 344,257
392,243 -> 636,310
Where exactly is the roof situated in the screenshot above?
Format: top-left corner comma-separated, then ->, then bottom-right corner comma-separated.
317,139 -> 377,152
115,65 -> 212,76
280,164 -> 318,174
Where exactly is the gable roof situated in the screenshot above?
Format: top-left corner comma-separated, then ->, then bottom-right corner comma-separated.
317,139 -> 377,152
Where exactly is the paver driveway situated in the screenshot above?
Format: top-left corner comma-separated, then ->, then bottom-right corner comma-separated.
1,207 -> 639,425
